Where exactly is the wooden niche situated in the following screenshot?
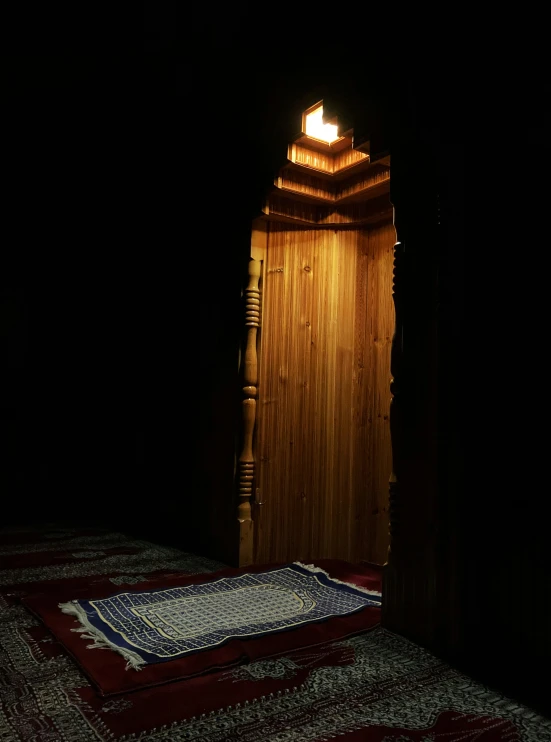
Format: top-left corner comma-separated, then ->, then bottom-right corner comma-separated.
237,101 -> 396,567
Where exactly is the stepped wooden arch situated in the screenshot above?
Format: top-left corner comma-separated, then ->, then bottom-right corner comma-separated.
236,102 -> 396,568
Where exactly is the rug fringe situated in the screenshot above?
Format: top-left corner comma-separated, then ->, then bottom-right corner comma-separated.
59,600 -> 145,671
293,562 -> 382,599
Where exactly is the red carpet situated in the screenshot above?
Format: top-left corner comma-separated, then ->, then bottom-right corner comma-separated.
1,524 -> 550,741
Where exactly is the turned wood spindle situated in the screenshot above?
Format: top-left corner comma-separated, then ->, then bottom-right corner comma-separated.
237,258 -> 261,564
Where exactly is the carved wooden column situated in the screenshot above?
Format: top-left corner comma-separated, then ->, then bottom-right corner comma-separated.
237,258 -> 261,565
387,238 -> 405,569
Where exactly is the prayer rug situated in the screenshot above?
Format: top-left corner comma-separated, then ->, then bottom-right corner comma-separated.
23,560 -> 383,695
57,562 -> 381,670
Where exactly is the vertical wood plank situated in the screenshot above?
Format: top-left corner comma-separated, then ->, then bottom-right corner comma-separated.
256,219 -> 395,564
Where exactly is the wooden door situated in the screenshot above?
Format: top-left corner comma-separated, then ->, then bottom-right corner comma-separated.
253,220 -> 395,564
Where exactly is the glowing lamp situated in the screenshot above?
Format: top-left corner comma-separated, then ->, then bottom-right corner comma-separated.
303,103 -> 340,145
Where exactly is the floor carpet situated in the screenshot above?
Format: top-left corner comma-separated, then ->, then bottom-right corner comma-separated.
1,523 -> 550,741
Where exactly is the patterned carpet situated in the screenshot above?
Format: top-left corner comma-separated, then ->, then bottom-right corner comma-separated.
1,524 -> 550,741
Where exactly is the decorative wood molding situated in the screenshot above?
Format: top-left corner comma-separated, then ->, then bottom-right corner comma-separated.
237,257 -> 261,565
387,238 -> 405,566
276,163 -> 389,204
263,192 -> 392,227
382,145 -> 442,645
288,142 -> 368,176
383,165 -> 417,631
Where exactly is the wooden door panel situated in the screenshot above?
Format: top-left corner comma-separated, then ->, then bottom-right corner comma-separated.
254,222 -> 394,564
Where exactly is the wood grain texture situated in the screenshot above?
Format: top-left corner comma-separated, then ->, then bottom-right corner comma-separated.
254,219 -> 395,564
288,143 -> 368,175
277,164 -> 390,203
265,192 -> 391,227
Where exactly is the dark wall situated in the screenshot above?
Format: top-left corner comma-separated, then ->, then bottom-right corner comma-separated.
2,105 -> 245,541
2,32 -> 396,548
380,66 -> 550,715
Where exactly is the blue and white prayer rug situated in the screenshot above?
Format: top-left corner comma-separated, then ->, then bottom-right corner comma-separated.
59,562 -> 381,669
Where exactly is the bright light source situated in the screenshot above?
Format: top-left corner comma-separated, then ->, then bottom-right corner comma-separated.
304,105 -> 340,144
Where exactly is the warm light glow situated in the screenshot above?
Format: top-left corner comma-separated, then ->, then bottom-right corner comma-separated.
304,105 -> 340,144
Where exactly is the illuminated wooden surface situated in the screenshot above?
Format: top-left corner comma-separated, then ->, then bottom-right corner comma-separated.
288,142 -> 368,175
278,163 -> 389,202
254,219 -> 395,564
263,193 -> 391,227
